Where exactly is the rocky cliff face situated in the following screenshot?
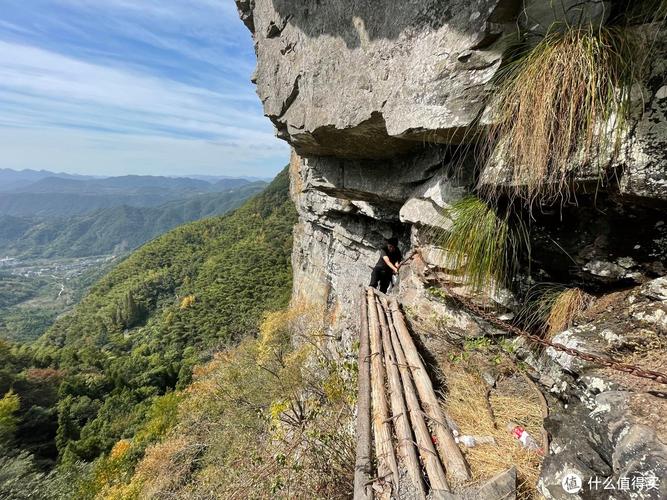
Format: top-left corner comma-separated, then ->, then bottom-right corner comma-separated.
237,1 -> 667,498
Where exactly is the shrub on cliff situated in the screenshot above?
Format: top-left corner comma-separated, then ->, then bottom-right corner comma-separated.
437,196 -> 528,292
85,304 -> 356,499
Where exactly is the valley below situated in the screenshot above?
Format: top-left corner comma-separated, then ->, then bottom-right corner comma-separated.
0,254 -> 116,342
0,170 -> 266,344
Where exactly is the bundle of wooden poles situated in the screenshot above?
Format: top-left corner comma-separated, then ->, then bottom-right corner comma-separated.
354,287 -> 471,499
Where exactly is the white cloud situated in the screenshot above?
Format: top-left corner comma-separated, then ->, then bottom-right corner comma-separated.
0,1 -> 289,176
0,41 -> 257,123
0,40 -> 288,175
0,127 -> 287,177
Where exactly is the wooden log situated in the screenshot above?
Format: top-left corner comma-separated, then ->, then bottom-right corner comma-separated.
375,296 -> 426,499
354,289 -> 373,500
388,297 -> 471,483
366,288 -> 399,493
383,297 -> 450,493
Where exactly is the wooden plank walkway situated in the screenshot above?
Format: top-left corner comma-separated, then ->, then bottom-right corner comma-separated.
353,287 -> 471,499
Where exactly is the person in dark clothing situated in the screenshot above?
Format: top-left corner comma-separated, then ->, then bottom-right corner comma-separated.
369,237 -> 402,293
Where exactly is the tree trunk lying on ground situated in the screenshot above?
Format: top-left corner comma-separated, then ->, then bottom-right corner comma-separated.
367,288 -> 399,496
376,295 -> 426,499
388,296 -> 472,483
378,294 -> 452,494
354,288 -> 373,500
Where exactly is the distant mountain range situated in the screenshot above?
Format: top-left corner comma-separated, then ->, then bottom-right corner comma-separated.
0,168 -> 270,191
12,175 -> 213,194
0,168 -> 98,192
186,174 -> 273,183
0,183 -> 266,259
0,169 -> 270,217
0,168 -> 272,258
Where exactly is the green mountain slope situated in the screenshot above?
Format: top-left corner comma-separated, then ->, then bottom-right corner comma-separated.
0,168 -> 296,483
0,192 -> 176,217
0,215 -> 34,247
0,182 -> 265,258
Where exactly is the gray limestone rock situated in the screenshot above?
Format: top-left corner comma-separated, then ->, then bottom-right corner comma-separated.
528,279 -> 667,498
240,1 -> 667,202
520,0 -> 611,39
642,276 -> 667,301
539,391 -> 667,500
399,162 -> 473,230
479,26 -> 667,202
458,467 -> 517,500
237,0 -> 519,158
620,79 -> 667,200
298,147 -> 452,205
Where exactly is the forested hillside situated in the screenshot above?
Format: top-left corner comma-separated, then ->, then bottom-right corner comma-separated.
0,182 -> 265,258
0,168 -> 297,498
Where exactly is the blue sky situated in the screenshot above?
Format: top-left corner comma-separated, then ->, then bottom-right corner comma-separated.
0,0 -> 289,177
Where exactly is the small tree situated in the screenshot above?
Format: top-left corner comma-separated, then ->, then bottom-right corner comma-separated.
0,390 -> 20,443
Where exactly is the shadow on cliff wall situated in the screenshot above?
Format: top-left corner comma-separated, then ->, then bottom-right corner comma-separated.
266,0 -> 520,48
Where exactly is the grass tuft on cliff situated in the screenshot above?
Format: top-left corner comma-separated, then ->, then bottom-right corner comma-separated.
518,284 -> 591,338
437,196 -> 527,292
481,24 -> 644,203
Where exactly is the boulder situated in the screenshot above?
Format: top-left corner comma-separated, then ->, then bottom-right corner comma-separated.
399,161 -> 473,230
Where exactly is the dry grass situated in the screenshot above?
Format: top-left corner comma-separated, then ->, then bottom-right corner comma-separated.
443,367 -> 544,499
481,25 -> 643,204
519,285 -> 591,338
110,305 -> 356,499
546,288 -> 591,337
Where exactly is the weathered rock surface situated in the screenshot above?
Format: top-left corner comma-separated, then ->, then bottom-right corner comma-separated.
237,0 -> 667,497
459,467 -> 517,500
399,159 -> 473,231
620,71 -> 667,199
479,26 -> 667,201
237,0 -> 519,158
521,278 -> 667,499
520,0 -> 611,38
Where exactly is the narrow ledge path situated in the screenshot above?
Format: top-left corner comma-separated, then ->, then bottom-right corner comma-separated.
353,287 -> 516,500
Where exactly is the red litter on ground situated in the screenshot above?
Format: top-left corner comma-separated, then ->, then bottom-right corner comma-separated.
507,422 -> 544,455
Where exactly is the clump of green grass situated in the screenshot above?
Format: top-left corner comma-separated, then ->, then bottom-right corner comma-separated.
438,196 -> 527,292
518,284 -> 592,338
481,24 -> 645,203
